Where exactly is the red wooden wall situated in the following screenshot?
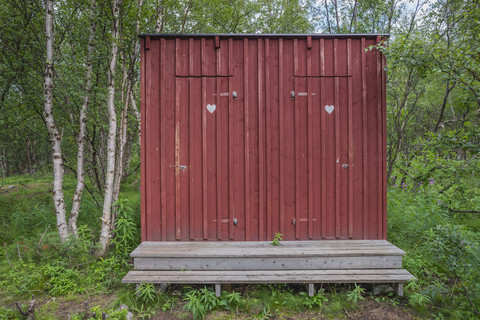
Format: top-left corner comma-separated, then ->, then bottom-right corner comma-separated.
140,34 -> 387,242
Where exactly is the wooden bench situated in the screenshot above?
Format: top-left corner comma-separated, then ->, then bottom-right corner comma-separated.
123,269 -> 414,296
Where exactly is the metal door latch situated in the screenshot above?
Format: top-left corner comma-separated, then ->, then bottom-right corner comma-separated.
342,164 -> 349,169
169,164 -> 187,171
233,218 -> 238,225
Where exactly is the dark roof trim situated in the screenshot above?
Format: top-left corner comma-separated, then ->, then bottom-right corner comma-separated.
139,33 -> 389,39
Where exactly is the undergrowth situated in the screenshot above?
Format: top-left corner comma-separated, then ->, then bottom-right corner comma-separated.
1,171 -> 479,319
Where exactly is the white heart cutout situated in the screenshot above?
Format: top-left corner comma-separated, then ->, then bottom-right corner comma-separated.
207,104 -> 216,114
325,105 -> 334,114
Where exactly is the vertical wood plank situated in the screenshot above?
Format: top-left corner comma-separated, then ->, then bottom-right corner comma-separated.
244,38 -> 250,241
361,37 -> 368,239
334,39 -> 341,238
265,38 -> 272,240
320,38 -> 326,238
279,38 -> 285,235
294,39 -> 300,239
160,38 -> 167,241
382,41 -> 388,239
347,39 -> 354,239
216,40 -> 222,240
258,38 -> 265,240
188,38 -> 194,239
201,38 -> 208,240
307,43 -> 313,239
175,39 -> 181,240
140,38 -> 147,241
228,38 -> 234,240
376,36 -> 383,240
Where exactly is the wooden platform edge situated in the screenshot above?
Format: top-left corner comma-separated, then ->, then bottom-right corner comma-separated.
122,269 -> 416,297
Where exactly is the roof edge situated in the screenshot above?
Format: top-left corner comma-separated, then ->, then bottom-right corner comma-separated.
139,33 -> 390,39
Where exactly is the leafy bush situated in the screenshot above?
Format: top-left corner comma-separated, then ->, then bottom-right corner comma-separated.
42,262 -> 84,296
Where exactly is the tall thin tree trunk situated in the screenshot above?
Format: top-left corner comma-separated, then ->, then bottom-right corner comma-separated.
324,0 -> 331,33
68,0 -> 96,236
155,0 -> 165,33
44,0 -> 69,242
334,0 -> 340,32
130,92 -> 141,145
98,0 -> 122,256
111,0 -> 144,229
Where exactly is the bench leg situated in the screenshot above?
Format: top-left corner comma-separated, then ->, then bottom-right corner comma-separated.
393,283 -> 404,296
308,283 -> 315,297
215,284 -> 221,297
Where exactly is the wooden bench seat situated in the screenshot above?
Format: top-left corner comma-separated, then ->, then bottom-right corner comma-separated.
122,269 -> 415,296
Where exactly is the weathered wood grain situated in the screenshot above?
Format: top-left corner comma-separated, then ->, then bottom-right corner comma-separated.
133,256 -> 402,270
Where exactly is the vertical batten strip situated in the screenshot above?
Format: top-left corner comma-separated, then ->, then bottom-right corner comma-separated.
216,40 -> 222,240
334,39 -> 340,238
320,39 -> 326,238
265,39 -> 272,240
294,39 -> 300,239
258,39 -> 265,240
160,38 -> 167,241
382,42 -> 388,239
376,36 -> 383,239
140,39 -> 147,241
244,38 -> 250,241
228,38 -> 234,240
201,38 -> 208,240
307,43 -> 313,239
347,39 -> 354,239
361,37 -> 368,239
174,39 -> 181,240
188,39 -> 194,239
279,38 -> 285,235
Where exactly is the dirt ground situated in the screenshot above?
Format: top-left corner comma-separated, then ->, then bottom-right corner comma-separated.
1,295 -> 415,319
150,300 -> 414,320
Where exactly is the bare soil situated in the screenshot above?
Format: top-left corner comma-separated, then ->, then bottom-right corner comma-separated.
2,293 -> 415,319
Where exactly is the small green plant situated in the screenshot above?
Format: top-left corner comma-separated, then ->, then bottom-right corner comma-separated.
270,232 -> 284,246
135,283 -> 157,305
222,290 -> 242,310
183,287 -> 214,320
346,284 -> 366,305
300,288 -> 329,309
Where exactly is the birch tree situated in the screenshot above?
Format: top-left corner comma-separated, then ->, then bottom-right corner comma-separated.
68,0 -> 97,236
98,0 -> 123,256
43,0 -> 69,242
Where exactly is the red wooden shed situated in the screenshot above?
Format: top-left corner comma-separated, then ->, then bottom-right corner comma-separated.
124,34 -> 415,296
140,33 -> 387,242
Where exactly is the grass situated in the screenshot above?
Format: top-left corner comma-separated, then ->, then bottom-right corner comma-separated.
1,172 -> 479,319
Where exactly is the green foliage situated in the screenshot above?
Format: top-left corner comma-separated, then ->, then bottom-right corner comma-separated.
300,288 -> 328,309
42,262 -> 84,296
183,287 -> 221,320
70,305 -> 128,320
346,284 -> 366,305
388,178 -> 480,317
270,232 -> 284,246
0,306 -> 21,320
111,197 -> 140,263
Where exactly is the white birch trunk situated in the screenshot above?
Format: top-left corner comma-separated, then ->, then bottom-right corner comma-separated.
68,0 -> 96,236
130,92 -> 141,145
44,0 -> 69,242
98,0 -> 122,256
110,0 -> 144,229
